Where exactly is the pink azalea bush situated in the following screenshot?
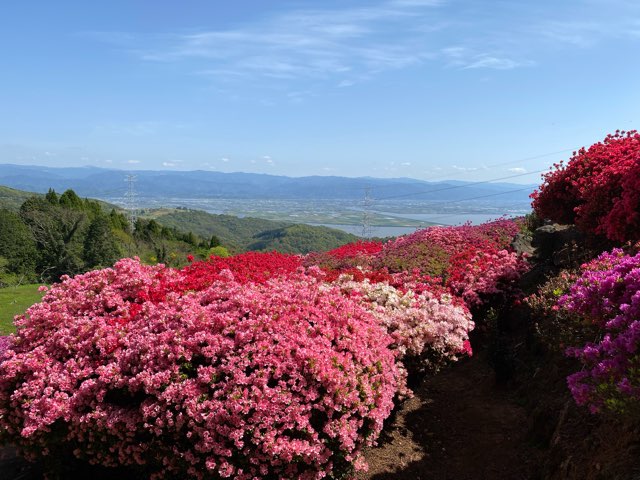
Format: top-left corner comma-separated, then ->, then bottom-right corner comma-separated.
560,249 -> 640,413
332,275 -> 473,372
0,258 -> 402,479
0,219 -> 530,477
374,220 -> 527,307
0,336 -> 11,358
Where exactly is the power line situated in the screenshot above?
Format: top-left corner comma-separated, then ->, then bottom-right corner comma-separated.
351,146 -> 576,192
373,168 -> 546,201
400,188 -> 530,226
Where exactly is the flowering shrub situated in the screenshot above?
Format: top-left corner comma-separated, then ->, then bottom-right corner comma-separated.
531,130 -> 640,242
524,270 -> 588,352
333,275 -> 473,372
326,241 -> 383,260
0,258 -> 402,479
0,336 -> 11,358
375,220 -> 527,307
304,241 -> 382,272
447,247 -> 529,307
560,249 -> 640,413
179,251 -> 302,290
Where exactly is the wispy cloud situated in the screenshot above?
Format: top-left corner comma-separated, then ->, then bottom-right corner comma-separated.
441,47 -> 533,70
99,0 -> 447,87
508,167 -> 527,173
86,0 -> 640,90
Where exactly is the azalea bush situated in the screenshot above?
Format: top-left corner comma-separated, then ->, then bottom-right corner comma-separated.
0,258 -> 402,479
179,251 -> 302,290
531,130 -> 640,242
560,249 -> 640,413
375,220 -> 527,307
524,269 -> 588,352
332,275 -> 473,373
304,241 -> 382,272
0,218 -> 530,478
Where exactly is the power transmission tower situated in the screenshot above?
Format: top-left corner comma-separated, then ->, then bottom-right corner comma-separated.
124,174 -> 138,231
361,186 -> 374,239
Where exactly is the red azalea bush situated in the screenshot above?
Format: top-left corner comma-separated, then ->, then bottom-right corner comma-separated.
179,251 -> 302,290
446,246 -> 529,307
304,241 -> 382,272
531,130 -> 640,242
0,258 -> 402,479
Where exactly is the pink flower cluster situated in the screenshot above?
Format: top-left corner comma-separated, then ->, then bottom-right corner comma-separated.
333,275 -> 474,372
560,249 -> 640,413
0,259 -> 401,479
0,336 -> 11,358
322,220 -> 529,307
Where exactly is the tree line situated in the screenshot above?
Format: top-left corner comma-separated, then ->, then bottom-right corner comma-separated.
0,189 -> 225,286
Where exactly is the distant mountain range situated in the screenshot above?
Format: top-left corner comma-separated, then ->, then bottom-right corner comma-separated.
0,164 -> 536,203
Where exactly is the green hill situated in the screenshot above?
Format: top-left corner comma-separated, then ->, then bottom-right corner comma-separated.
0,185 -> 41,212
150,208 -> 358,253
247,224 -> 358,254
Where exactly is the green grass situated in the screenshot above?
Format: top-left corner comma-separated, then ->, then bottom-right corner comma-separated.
0,284 -> 44,334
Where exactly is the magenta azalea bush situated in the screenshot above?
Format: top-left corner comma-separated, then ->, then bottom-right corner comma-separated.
560,249 -> 640,413
0,259 -> 402,479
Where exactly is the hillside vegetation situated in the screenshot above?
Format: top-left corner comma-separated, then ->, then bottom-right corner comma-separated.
149,208 -> 359,253
0,185 -> 37,212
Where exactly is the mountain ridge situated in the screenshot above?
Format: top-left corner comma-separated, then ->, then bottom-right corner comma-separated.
0,163 -> 536,203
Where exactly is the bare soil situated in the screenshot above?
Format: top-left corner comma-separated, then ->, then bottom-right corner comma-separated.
359,352 -> 544,480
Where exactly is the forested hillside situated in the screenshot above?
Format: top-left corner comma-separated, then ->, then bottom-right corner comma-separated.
0,187 -> 361,285
0,189 -> 216,284
151,208 -> 359,253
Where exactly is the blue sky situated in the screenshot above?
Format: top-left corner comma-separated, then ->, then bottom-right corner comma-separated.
0,0 -> 638,183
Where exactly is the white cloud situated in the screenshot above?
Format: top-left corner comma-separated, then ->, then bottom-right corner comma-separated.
442,47 -> 534,71
127,160 -> 141,164
112,1 -> 447,85
337,80 -> 356,88
400,161 -> 411,166
221,157 -> 230,162
162,161 -> 176,167
452,165 -> 478,172
463,56 -> 534,70
508,167 -> 527,173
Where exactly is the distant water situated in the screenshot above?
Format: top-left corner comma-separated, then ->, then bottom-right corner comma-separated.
373,212 -> 522,226
315,212 -> 524,238
312,224 -> 418,237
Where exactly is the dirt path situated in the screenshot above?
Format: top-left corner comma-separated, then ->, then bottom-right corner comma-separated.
360,354 -> 544,480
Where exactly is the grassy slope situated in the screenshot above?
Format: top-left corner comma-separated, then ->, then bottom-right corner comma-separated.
0,185 -> 39,212
0,284 -> 44,334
